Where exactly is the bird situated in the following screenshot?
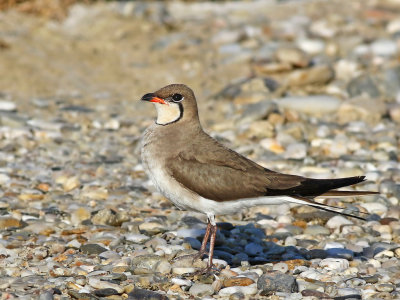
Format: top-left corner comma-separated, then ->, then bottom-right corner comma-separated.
140,83 -> 377,272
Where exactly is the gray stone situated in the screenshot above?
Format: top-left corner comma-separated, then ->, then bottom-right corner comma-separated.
276,95 -> 341,116
91,209 -> 119,226
94,288 -> 119,297
125,233 -> 150,243
189,283 -> 214,297
127,287 -> 168,300
304,225 -> 330,236
229,292 -> 245,300
257,271 -> 298,295
306,249 -> 328,259
38,291 -> 54,300
241,101 -> 277,123
383,66 -> 400,99
80,244 -> 108,255
131,254 -> 171,275
347,75 -> 380,98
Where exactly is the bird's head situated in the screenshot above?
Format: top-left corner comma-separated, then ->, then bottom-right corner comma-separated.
141,84 -> 199,126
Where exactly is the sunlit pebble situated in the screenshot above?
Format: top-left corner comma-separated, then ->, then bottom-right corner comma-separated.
104,119 -> 120,130
36,183 -> 50,192
0,100 -> 17,111
89,200 -> 97,207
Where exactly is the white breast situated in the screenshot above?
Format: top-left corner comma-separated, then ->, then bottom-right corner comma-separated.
141,128 -> 202,212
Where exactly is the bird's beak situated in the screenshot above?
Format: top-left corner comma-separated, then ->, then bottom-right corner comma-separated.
141,93 -> 167,105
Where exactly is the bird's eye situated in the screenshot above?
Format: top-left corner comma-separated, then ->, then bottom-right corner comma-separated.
172,93 -> 184,102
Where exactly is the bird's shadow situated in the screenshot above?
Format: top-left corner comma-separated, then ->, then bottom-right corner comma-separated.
179,214 -> 359,267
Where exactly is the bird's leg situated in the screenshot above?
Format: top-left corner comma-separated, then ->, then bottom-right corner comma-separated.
173,219 -> 211,263
182,215 -> 220,276
206,221 -> 217,269
192,220 -> 211,260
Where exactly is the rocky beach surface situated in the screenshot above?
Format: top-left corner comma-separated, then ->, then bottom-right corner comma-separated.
0,0 -> 400,299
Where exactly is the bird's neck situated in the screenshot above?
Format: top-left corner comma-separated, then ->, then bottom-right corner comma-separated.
155,103 -> 183,125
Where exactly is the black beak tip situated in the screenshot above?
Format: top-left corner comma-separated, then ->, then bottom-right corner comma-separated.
141,93 -> 155,102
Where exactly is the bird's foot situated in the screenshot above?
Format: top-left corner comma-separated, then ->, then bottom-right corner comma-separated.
182,264 -> 222,277
172,250 -> 206,264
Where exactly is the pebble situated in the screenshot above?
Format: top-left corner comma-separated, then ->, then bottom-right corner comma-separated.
87,278 -> 124,293
359,202 -> 388,214
304,225 -> 330,236
376,283 -> 394,292
219,284 -> 258,297
275,47 -> 309,68
287,65 -> 334,86
257,272 -> 298,295
223,277 -> 254,287
326,216 -> 353,229
171,278 -> 192,287
93,288 -> 119,297
346,75 -> 380,99
324,242 -> 345,249
189,283 -> 214,297
128,288 -> 168,300
0,217 -> 22,229
80,244 -> 108,255
319,258 -> 349,271
337,287 -> 360,297
244,242 -> 263,256
325,248 -> 354,260
131,254 -> 171,274
0,100 -> 17,111
371,39 -> 398,57
283,143 -> 307,160
297,38 -> 325,54
125,234 -> 150,243
273,262 -> 289,273
276,95 -> 341,116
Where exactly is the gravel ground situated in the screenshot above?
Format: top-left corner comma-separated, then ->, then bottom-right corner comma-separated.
0,0 -> 400,299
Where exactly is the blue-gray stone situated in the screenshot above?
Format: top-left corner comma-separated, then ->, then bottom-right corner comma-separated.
326,248 -> 354,260
213,250 -> 233,261
264,242 -> 285,255
232,252 -> 249,265
306,249 -> 328,259
244,242 -> 263,256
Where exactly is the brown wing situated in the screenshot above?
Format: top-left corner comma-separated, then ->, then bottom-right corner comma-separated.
166,132 -> 368,202
166,134 -> 307,201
